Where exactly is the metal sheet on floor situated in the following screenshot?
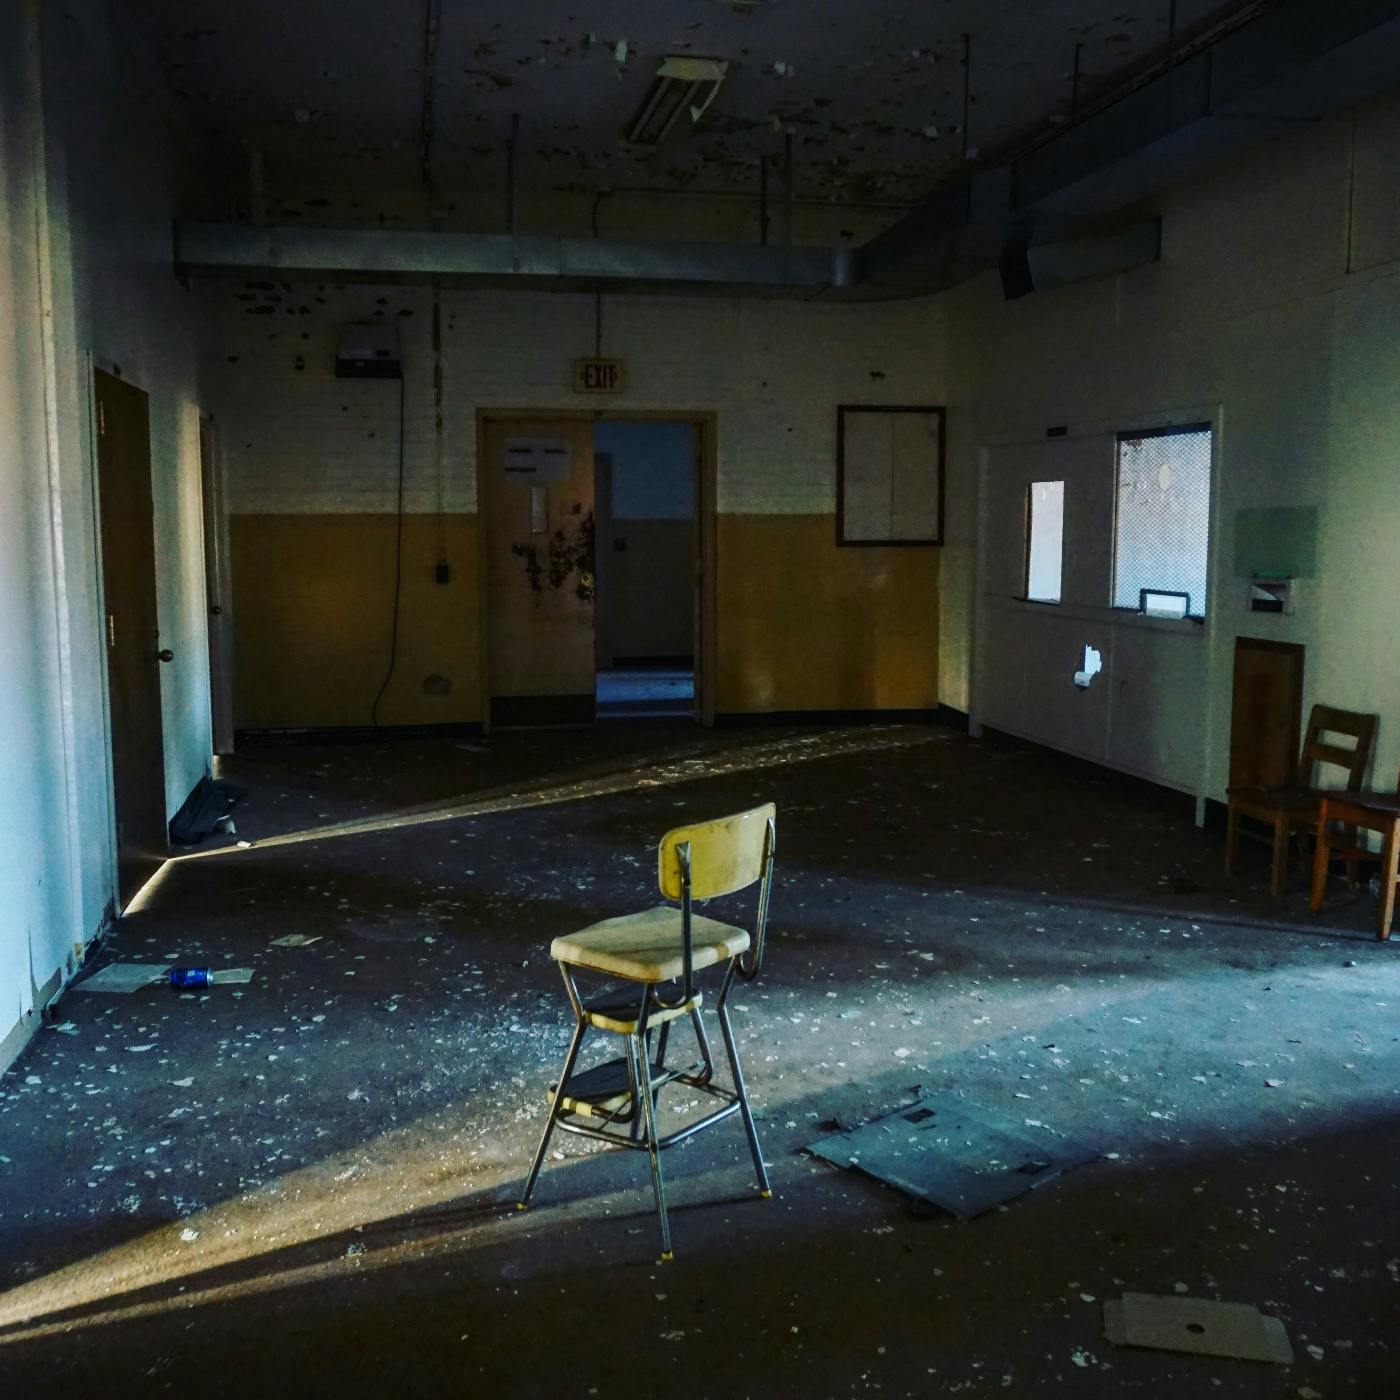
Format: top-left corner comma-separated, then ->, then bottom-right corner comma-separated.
807,1093 -> 1098,1220
1103,1293 -> 1294,1364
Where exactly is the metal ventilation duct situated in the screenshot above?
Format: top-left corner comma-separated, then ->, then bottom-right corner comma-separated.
175,225 -> 854,299
856,0 -> 1400,297
174,0 -> 1400,303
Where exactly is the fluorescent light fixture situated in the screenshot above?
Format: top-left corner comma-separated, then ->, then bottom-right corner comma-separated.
624,56 -> 729,148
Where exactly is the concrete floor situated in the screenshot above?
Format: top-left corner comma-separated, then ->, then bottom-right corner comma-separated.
1,722 -> 1397,1397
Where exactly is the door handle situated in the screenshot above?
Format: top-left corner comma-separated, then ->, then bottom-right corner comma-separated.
210,604 -> 223,616
157,649 -> 174,663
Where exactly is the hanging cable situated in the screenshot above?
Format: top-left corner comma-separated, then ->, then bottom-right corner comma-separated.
370,372 -> 407,727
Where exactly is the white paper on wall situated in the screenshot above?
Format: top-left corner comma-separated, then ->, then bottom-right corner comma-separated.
502,438 -> 573,484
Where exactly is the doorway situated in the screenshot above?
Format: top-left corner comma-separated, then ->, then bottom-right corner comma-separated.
199,414 -> 235,755
592,420 -> 699,721
94,369 -> 169,906
478,410 -> 713,730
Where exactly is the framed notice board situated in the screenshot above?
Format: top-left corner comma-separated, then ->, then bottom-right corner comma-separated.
837,404 -> 945,546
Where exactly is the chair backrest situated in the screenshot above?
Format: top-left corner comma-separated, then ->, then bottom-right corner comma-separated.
1296,704 -> 1377,791
658,803 -> 776,901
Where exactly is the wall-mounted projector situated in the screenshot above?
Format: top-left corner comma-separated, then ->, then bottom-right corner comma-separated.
335,322 -> 402,379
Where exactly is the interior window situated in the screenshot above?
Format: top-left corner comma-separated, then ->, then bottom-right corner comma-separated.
1112,425 -> 1212,617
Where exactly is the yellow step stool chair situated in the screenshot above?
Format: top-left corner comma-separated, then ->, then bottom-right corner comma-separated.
518,803 -> 777,1260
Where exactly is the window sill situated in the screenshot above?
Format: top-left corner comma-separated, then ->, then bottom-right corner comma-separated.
996,595 -> 1207,635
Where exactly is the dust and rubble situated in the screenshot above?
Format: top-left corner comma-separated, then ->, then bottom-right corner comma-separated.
0,722 -> 1396,1395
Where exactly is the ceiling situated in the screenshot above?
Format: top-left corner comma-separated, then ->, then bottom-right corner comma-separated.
129,0 -> 1253,218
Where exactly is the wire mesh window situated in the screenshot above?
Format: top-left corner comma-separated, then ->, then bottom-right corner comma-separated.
1112,424 -> 1212,617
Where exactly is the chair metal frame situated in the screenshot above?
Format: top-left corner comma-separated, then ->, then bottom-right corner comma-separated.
518,810 -> 776,1261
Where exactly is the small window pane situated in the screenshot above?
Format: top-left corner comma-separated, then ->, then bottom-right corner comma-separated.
1025,480 -> 1064,602
1113,427 -> 1211,616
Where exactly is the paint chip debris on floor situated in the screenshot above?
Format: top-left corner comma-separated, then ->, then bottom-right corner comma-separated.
0,724 -> 1397,1397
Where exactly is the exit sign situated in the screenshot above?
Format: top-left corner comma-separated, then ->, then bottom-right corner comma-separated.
572,357 -> 625,394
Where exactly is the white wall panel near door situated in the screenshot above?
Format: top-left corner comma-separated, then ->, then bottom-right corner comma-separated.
1106,624 -> 1206,791
1053,435 -> 1115,608
976,434 -> 1207,798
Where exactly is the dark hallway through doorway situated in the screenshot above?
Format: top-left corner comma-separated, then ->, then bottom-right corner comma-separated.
593,420 -> 697,723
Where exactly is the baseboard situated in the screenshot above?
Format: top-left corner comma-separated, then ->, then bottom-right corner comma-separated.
713,707 -> 940,728
237,721 -> 486,746
977,724 -> 1200,813
609,656 -> 694,670
491,694 -> 595,728
0,965 -> 64,1078
935,703 -> 970,733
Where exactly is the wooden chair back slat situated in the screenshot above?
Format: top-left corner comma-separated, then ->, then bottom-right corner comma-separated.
1295,705 -> 1377,791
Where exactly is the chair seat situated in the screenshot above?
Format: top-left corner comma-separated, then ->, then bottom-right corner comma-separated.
1226,787 -> 1330,820
1227,786 -> 1320,808
1320,791 -> 1400,818
583,987 -> 701,1034
551,905 -> 750,983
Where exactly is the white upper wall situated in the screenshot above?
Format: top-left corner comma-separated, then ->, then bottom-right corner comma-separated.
203,282 -> 948,518
42,1 -> 212,831
939,91 -> 1400,798
0,0 -> 212,1061
0,2 -> 74,1034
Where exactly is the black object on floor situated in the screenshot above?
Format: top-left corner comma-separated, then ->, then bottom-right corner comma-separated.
168,776 -> 245,845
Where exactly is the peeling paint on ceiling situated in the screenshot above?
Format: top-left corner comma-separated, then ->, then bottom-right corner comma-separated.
128,0 -> 1250,209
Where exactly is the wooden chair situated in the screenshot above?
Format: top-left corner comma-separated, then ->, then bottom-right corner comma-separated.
1226,705 -> 1377,896
1310,790 -> 1400,941
518,803 -> 776,1262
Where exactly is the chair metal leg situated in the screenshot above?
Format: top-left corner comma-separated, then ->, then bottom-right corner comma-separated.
518,1015 -> 586,1209
716,997 -> 771,1198
627,1032 -> 647,1142
689,1003 -> 716,1083
631,1033 -> 673,1261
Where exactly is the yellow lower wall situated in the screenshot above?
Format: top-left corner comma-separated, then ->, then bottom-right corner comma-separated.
715,515 -> 940,714
230,514 -> 481,729
230,511 -> 938,728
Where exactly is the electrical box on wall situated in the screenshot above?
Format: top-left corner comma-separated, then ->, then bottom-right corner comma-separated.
335,323 -> 401,379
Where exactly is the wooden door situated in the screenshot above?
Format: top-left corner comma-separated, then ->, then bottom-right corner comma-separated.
481,416 -> 596,726
95,370 -> 168,905
199,415 -> 235,755
1230,637 -> 1305,790
593,451 -> 614,671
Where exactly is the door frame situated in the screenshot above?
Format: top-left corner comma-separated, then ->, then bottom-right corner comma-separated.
86,354 -> 123,905
475,408 -> 717,730
90,360 -> 170,908
199,414 -> 236,755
